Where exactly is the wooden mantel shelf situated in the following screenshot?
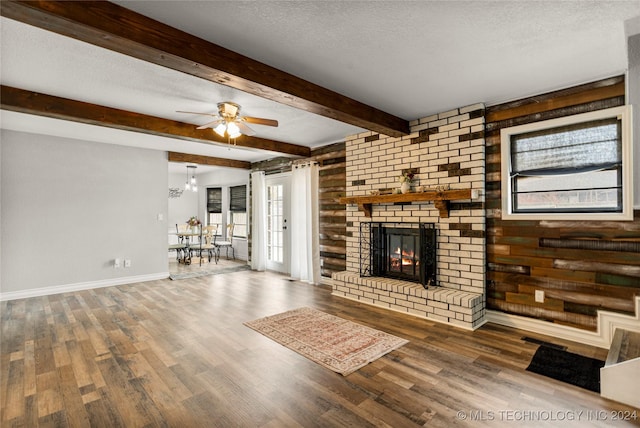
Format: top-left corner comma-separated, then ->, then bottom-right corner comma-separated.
337,189 -> 475,218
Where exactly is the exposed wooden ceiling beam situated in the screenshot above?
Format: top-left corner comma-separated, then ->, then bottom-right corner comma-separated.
1,85 -> 311,158
168,152 -> 250,170
0,0 -> 410,137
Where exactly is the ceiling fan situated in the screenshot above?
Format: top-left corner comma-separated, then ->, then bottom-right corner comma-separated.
178,101 -> 278,138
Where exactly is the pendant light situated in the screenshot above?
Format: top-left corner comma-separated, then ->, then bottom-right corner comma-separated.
185,165 -> 197,192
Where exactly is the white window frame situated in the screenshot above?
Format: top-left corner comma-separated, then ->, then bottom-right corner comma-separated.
500,105 -> 633,221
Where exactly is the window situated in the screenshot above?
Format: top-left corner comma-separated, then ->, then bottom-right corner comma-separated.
501,106 -> 633,220
229,185 -> 247,238
207,187 -> 222,233
267,184 -> 284,262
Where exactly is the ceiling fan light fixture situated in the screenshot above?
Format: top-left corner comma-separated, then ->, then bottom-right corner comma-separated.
214,123 -> 226,137
226,122 -> 241,139
179,101 -> 277,140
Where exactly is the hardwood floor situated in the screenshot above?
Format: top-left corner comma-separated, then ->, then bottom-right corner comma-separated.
2,270 -> 638,427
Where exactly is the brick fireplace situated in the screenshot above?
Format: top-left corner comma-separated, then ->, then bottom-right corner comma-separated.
332,104 -> 487,330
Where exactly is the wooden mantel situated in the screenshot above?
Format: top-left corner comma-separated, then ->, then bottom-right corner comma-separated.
337,189 -> 475,218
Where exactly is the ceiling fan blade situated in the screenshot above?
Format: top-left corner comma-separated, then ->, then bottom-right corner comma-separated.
243,116 -> 279,127
236,121 -> 257,136
176,110 -> 218,117
196,119 -> 223,129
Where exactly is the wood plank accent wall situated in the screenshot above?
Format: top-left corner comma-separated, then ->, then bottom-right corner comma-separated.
485,75 -> 640,331
310,142 -> 347,278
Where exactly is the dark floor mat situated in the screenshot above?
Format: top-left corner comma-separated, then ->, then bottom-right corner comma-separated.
526,345 -> 604,393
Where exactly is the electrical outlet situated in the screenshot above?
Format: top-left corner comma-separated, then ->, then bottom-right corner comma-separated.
535,290 -> 545,303
114,258 -> 121,268
124,259 -> 131,268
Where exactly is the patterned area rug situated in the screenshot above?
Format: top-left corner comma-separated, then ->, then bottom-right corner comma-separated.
244,307 -> 409,375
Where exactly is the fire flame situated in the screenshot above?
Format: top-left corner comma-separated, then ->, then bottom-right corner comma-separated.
393,247 -> 415,266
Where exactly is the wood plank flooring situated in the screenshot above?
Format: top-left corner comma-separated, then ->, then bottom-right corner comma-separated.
2,269 -> 639,427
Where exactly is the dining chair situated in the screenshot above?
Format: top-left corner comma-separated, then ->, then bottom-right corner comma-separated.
195,225 -> 218,263
176,223 -> 189,243
214,223 -> 235,259
169,225 -> 186,261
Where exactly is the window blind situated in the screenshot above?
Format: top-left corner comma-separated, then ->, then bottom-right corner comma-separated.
510,118 -> 621,176
207,187 -> 222,213
230,185 -> 247,212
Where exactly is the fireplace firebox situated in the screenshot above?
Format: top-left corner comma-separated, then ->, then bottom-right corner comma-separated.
370,223 -> 436,288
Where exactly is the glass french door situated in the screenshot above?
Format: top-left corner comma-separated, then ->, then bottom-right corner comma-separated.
265,174 -> 290,273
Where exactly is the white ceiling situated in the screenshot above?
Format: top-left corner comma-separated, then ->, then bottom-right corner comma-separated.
2,1 -> 640,175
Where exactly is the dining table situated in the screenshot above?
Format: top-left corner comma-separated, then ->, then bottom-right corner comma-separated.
176,231 -> 201,265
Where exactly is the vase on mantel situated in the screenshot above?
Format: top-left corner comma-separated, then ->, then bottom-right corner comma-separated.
401,182 -> 410,194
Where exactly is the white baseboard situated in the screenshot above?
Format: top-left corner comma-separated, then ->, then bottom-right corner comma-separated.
486,296 -> 640,349
0,272 -> 170,301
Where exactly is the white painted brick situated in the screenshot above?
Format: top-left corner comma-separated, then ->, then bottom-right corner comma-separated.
378,295 -> 395,304
429,301 -> 449,310
440,123 -> 460,132
448,113 -> 470,124
428,118 -> 448,128
407,308 -> 428,318
436,136 -> 461,146
419,114 -> 439,124
412,122 -> 433,132
460,117 -> 484,128
461,160 -> 484,169
450,154 -> 471,163
389,303 -> 408,312
461,272 -> 485,281
434,308 -> 455,318
428,131 -> 449,141
396,300 -> 414,309
450,141 -> 471,151
408,295 -> 426,304
428,313 -> 449,323
402,155 -> 421,164
460,103 -> 485,114
438,108 -> 460,119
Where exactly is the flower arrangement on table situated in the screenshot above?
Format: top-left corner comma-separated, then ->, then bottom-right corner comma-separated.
398,171 -> 415,184
186,216 -> 201,227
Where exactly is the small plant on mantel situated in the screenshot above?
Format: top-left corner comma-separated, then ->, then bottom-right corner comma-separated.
398,170 -> 415,184
398,169 -> 416,194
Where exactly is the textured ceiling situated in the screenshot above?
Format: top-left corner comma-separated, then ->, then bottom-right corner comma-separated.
2,1 -> 639,173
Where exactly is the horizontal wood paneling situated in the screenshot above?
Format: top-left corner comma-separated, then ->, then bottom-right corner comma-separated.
311,142 -> 347,278
485,75 -> 640,331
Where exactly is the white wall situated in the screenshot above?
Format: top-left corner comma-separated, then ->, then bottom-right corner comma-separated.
168,170 -> 199,235
1,130 -> 169,296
